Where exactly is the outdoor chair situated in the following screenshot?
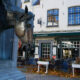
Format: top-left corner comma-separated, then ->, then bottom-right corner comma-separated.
62,61 -> 68,72
61,59 -> 72,73
54,60 -> 63,70
49,59 -> 55,70
17,57 -> 25,66
28,58 -> 37,65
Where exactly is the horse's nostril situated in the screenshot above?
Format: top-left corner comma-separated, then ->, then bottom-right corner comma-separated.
25,23 -> 33,28
27,24 -> 31,26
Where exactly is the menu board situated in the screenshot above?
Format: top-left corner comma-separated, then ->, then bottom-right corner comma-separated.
53,47 -> 56,55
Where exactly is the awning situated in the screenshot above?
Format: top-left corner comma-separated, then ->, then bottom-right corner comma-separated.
33,32 -> 80,37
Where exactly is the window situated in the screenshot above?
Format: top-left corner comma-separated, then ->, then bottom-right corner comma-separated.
24,0 -> 30,3
32,0 -> 40,6
58,40 -> 80,59
47,9 -> 59,27
68,7 -> 80,25
41,43 -> 50,59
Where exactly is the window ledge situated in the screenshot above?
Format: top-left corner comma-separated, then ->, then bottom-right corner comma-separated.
47,25 -> 59,27
68,24 -> 80,26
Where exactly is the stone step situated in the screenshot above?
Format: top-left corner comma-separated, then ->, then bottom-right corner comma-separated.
0,68 -> 18,74
0,68 -> 26,80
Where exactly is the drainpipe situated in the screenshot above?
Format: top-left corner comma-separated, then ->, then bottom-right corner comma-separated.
60,40 -> 63,59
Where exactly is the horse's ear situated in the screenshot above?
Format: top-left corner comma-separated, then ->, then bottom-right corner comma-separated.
25,6 -> 28,14
0,0 -> 2,5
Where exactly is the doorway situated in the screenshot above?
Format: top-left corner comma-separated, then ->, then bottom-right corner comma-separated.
41,43 -> 51,59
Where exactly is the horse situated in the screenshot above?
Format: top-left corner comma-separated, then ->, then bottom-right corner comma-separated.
0,0 -> 35,57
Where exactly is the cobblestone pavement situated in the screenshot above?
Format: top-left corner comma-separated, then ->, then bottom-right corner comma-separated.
26,73 -> 80,80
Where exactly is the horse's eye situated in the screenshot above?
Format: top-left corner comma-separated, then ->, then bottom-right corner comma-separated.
27,24 -> 31,27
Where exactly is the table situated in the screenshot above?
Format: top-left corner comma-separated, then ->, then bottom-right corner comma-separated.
37,61 -> 49,73
72,63 -> 80,76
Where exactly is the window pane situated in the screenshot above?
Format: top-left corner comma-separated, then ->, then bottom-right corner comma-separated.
48,17 -> 52,22
55,16 -> 58,21
53,16 -> 58,25
47,10 -> 50,16
53,9 -> 58,15
75,14 -> 79,24
48,22 -> 53,26
75,7 -> 80,13
68,14 -> 75,24
47,9 -> 59,26
48,10 -> 54,16
75,14 -> 80,24
68,7 -> 74,13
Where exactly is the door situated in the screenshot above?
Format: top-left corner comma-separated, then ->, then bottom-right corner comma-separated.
41,43 -> 51,59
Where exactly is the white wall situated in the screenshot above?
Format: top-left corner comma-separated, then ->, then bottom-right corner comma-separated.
22,0 -> 80,33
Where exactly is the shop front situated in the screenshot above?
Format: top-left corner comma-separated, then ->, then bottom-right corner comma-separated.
57,37 -> 80,60
34,37 -> 54,60
34,32 -> 80,60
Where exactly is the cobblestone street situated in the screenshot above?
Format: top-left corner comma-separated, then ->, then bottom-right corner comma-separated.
26,73 -> 80,80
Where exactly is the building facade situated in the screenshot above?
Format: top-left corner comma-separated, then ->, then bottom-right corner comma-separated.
22,0 -> 80,60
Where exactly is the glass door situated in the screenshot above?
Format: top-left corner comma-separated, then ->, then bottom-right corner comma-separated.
41,43 -> 50,59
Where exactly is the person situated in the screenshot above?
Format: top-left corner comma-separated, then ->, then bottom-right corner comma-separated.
22,44 -> 30,64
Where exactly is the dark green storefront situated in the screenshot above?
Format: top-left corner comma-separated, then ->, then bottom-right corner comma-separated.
33,32 -> 80,60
